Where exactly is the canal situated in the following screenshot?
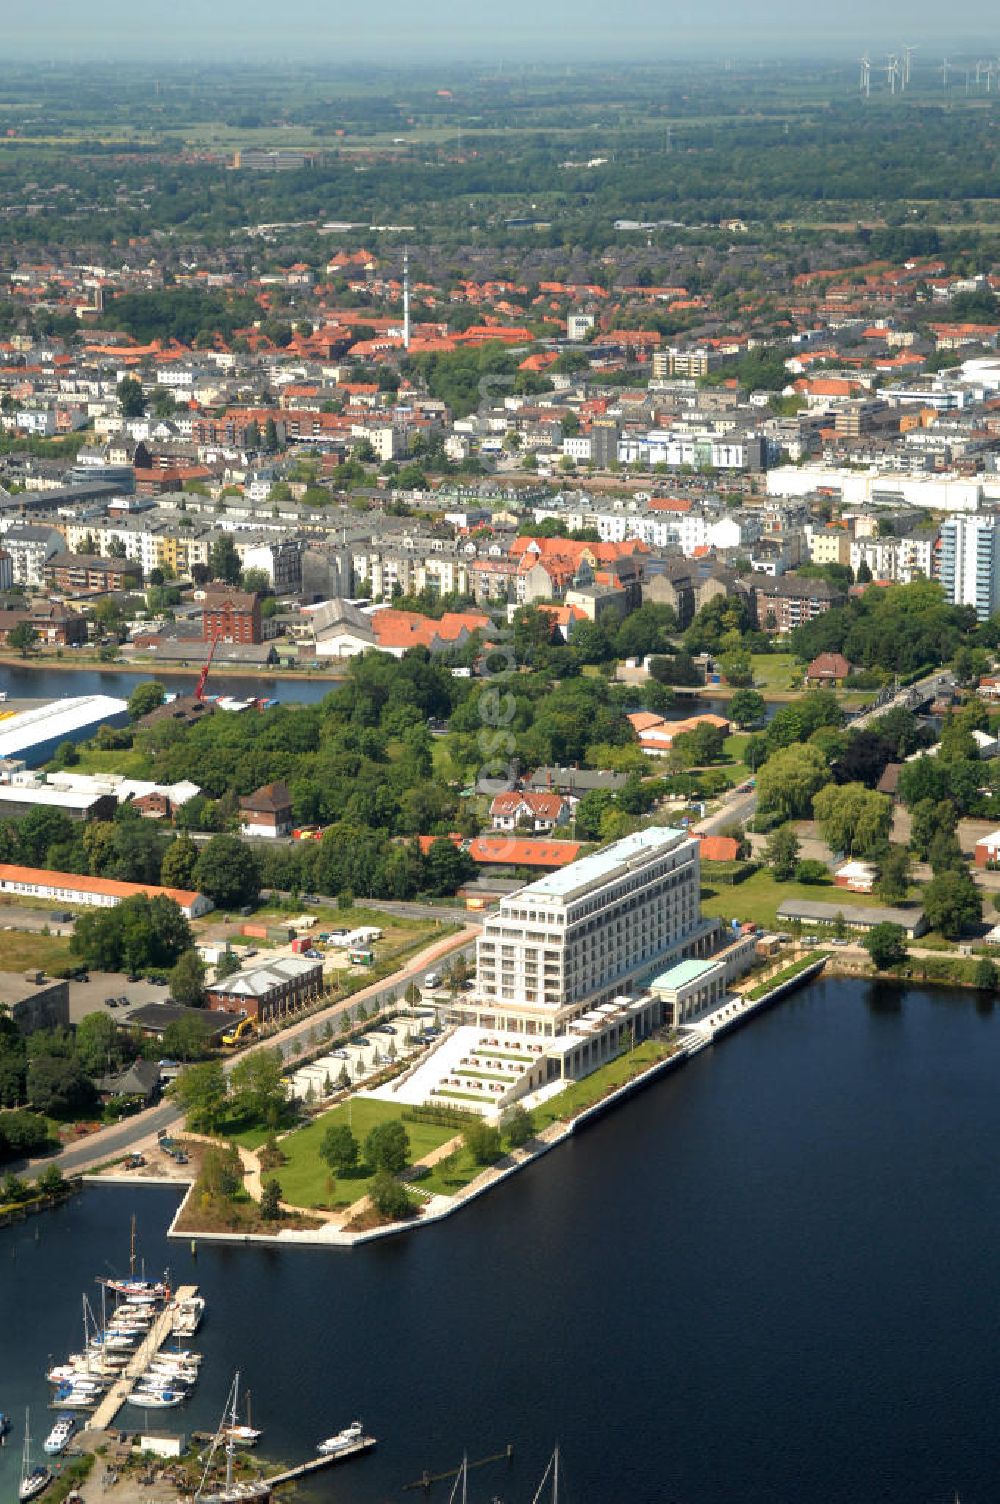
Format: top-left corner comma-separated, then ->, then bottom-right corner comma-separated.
5,976 -> 994,1504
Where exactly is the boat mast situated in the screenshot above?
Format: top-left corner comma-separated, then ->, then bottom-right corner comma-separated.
226,1373 -> 240,1493
130,1215 -> 136,1279
553,1444 -> 559,1503
21,1407 -> 30,1490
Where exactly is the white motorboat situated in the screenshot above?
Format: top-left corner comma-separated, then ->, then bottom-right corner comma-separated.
126,1389 -> 184,1409
173,1295 -> 206,1336
18,1411 -> 51,1503
43,1416 -> 75,1457
317,1421 -> 364,1456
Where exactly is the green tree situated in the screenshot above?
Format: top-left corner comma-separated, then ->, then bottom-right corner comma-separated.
160,834 -> 199,891
756,744 -> 828,821
127,681 -> 166,721
193,836 -> 261,909
812,783 -> 892,858
74,1012 -> 122,1076
728,689 -> 765,728
320,1123 -> 359,1175
763,824 -> 800,881
909,798 -> 958,861
463,1119 -> 503,1165
169,949 -> 206,1007
214,949 -> 242,982
260,1177 -> 282,1221
160,1014 -> 208,1062
26,1054 -> 97,1117
369,1169 -> 412,1220
922,870 -> 982,939
928,827 -> 966,876
862,922 -> 908,970
875,845 -> 911,904
229,1048 -> 285,1128
364,1118 -> 410,1173
8,621 -> 37,658
719,648 -> 753,687
208,535 -> 243,586
116,376 -> 146,418
503,1103 -> 534,1149
172,1061 -> 227,1131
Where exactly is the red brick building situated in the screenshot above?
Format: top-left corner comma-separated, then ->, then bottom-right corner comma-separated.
202,589 -> 262,645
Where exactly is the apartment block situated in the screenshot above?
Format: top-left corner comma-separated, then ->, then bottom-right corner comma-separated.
938,513 -> 1000,620
473,826 -> 715,1037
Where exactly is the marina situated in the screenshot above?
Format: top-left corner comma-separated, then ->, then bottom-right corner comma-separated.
82,1286 -> 202,1431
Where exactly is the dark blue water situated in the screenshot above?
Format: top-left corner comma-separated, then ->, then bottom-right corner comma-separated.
5,977 -> 999,1504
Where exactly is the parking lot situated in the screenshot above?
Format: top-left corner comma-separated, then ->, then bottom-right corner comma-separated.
67,973 -> 171,1025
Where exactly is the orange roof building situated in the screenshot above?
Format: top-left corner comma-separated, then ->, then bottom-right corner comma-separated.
0,864 -> 212,918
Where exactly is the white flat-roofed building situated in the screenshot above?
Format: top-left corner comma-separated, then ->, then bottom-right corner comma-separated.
0,695 -> 129,768
472,826 -> 715,1036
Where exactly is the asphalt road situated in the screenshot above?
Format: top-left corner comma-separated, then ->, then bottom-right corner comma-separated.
695,788 -> 758,838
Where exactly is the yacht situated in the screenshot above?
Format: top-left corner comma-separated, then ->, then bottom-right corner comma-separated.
222,1426 -> 262,1449
43,1417 -> 76,1457
174,1295 -> 206,1336
18,1412 -> 51,1503
317,1421 -> 364,1456
126,1389 -> 185,1409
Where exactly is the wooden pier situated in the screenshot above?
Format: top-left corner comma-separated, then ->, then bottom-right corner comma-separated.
89,1284 -> 200,1433
265,1437 -> 376,1486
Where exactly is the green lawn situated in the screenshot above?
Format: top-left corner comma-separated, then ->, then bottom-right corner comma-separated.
529,1038 -> 677,1130
0,929 -> 74,973
699,868 -> 916,931
749,653 -> 802,694
418,1144 -> 491,1197
274,1098 -> 457,1209
63,746 -> 154,778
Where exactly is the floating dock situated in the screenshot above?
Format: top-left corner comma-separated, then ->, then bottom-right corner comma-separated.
265,1437 -> 376,1485
88,1284 -> 200,1433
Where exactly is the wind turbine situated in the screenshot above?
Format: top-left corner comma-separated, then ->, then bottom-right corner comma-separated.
901,45 -> 917,89
885,54 -> 900,96
859,53 -> 871,97
941,58 -> 952,89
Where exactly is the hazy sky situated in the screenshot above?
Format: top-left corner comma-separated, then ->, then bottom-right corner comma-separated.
8,0 -> 1000,60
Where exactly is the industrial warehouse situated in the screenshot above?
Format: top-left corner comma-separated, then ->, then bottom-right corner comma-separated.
0,694 -> 128,767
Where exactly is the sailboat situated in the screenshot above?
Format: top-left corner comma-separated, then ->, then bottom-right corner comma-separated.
18,1410 -> 52,1503
193,1373 -> 270,1504
223,1388 -> 262,1448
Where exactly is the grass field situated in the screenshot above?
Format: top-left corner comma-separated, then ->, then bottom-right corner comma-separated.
0,929 -> 74,973
699,868 -> 915,931
274,1098 -> 456,1209
749,654 -> 802,694
64,746 -> 155,778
